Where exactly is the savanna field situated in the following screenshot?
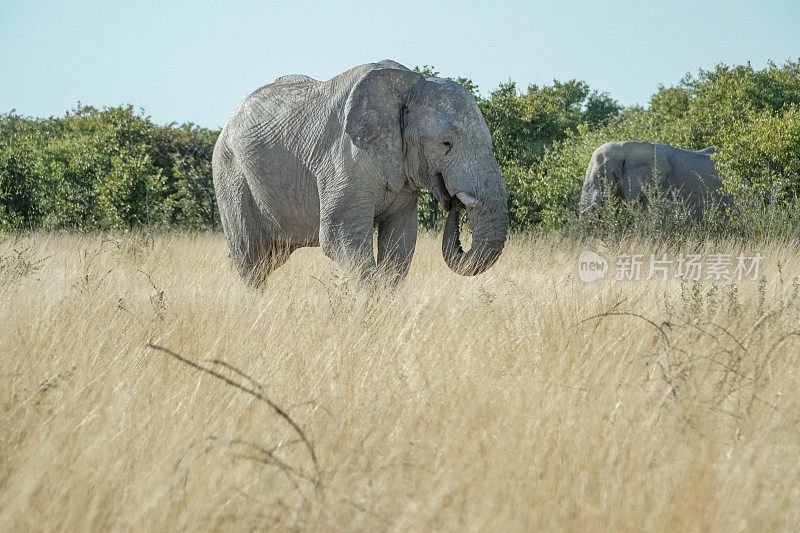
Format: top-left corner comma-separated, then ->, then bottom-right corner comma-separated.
1,232 -> 798,530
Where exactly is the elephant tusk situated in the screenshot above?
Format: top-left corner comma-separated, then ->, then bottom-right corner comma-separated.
580,203 -> 597,215
456,192 -> 482,208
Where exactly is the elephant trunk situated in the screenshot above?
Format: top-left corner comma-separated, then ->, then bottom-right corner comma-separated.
579,182 -> 604,218
442,196 -> 508,276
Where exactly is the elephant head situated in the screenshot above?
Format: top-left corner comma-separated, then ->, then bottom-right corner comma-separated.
580,142 -> 672,216
345,62 -> 509,276
579,152 -> 623,216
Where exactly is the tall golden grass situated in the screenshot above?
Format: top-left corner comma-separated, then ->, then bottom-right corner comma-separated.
1,232 -> 798,531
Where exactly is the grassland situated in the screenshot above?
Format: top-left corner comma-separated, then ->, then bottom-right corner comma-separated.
1,232 -> 799,531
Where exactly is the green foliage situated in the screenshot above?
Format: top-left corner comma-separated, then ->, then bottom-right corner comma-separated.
501,164 -> 543,230
0,106 -> 218,230
156,122 -> 219,229
0,132 -> 43,229
417,190 -> 444,229
4,59 -> 800,238
97,149 -> 165,228
525,59 -> 800,235
480,80 -> 621,167
713,105 -> 800,203
647,60 -> 800,149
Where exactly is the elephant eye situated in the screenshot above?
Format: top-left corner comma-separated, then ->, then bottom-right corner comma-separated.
442,142 -> 452,154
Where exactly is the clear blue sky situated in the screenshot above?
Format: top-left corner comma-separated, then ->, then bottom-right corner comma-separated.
2,0 -> 798,129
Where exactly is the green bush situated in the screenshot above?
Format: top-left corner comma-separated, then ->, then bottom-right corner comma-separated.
0,132 -> 43,229
479,80 -> 621,168
3,60 -> 800,238
714,105 -> 800,203
518,60 -> 800,236
0,106 -> 218,231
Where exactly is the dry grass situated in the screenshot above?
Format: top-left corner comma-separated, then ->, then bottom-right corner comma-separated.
1,231 -> 799,531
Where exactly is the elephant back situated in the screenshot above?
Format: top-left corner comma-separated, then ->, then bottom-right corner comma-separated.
272,74 -> 318,86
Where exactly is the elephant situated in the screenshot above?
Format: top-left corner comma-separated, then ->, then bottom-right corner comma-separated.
579,141 -> 727,218
212,60 -> 508,285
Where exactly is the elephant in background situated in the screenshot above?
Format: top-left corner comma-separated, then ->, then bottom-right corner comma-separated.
579,141 -> 727,218
213,60 -> 508,285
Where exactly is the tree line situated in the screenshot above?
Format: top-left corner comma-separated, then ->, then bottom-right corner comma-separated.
0,106 -> 218,230
2,59 -> 799,235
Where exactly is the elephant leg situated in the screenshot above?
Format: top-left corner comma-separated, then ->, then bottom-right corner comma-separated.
260,241 -> 294,280
220,182 -> 292,286
319,192 -> 377,280
319,221 -> 375,280
377,197 -> 418,282
232,239 -> 294,287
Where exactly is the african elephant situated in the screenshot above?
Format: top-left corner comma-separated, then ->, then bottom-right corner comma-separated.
579,141 -> 727,218
213,60 -> 508,285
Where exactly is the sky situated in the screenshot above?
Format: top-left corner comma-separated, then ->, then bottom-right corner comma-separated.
1,0 -> 799,129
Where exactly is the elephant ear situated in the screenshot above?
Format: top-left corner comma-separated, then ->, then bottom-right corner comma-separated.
344,66 -> 422,191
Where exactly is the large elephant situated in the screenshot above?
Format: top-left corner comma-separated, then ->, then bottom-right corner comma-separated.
213,60 -> 508,285
579,141 -> 726,217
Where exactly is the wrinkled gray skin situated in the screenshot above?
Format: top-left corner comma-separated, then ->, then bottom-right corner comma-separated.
213,60 -> 508,285
580,141 -> 726,218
